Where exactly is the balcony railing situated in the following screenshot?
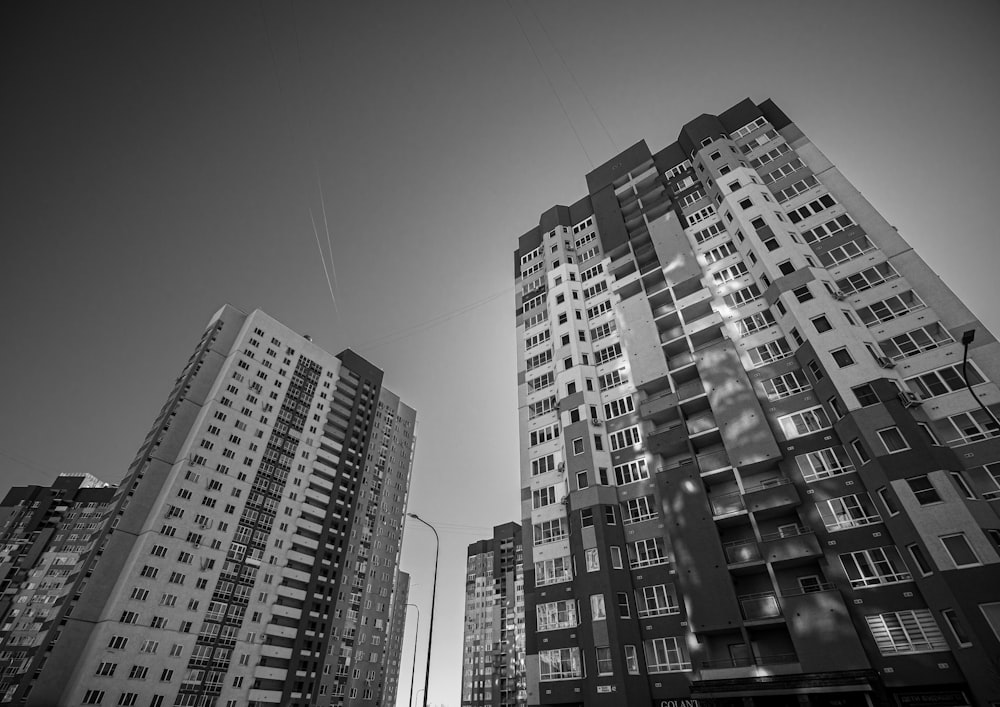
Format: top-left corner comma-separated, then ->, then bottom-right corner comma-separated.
739,592 -> 782,621
698,450 -> 731,474
676,379 -> 705,401
823,514 -> 882,532
668,351 -> 695,369
779,582 -> 836,597
637,604 -> 680,618
743,477 -> 793,494
756,653 -> 798,666
724,538 -> 761,564
709,491 -> 745,516
686,413 -> 718,435
630,554 -> 670,569
700,656 -> 753,670
759,525 -> 812,542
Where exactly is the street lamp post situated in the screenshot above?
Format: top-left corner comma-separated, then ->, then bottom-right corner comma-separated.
407,513 -> 439,707
405,603 -> 420,707
961,330 -> 1000,430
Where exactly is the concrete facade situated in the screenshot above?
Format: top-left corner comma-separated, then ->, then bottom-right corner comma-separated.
462,523 -> 526,707
0,306 -> 416,707
513,99 -> 1000,707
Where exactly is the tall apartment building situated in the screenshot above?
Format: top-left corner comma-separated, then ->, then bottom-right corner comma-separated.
462,523 -> 526,707
0,305 -> 416,707
513,98 -> 1000,707
0,474 -> 116,698
383,570 -> 409,707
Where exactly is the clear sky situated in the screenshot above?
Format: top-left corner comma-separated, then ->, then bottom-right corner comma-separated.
2,2 -> 1000,706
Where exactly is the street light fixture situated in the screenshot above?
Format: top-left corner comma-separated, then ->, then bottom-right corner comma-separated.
405,603 -> 420,707
407,513 -> 439,707
961,330 -> 1000,430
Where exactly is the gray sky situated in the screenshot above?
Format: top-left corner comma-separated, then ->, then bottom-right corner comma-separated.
3,2 -> 1000,705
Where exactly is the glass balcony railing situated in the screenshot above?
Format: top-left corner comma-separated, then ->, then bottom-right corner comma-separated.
739,592 -> 782,621
724,538 -> 760,564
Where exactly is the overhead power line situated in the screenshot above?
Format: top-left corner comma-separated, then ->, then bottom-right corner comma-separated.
505,0 -> 593,167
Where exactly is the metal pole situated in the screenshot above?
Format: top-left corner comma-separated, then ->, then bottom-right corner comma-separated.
406,603 -> 420,707
961,330 -> 1000,430
407,513 -> 439,707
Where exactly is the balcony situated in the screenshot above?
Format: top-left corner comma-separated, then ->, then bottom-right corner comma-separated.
686,412 -> 718,436
742,478 -> 801,516
759,527 -> 822,565
676,379 -> 706,401
709,491 -> 745,518
724,538 -> 761,566
668,350 -> 695,371
698,449 -> 731,475
739,592 -> 782,622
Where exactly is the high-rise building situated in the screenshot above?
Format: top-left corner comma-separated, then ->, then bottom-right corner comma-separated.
462,523 -> 526,707
0,305 -> 416,707
0,474 -> 116,697
383,570 -> 409,707
513,98 -> 1000,707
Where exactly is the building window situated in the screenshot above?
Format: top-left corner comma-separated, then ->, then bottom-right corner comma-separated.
840,546 -> 911,588
585,548 -> 600,572
852,384 -> 879,407
613,459 -> 649,485
637,584 -> 679,617
792,285 -> 813,303
538,648 -> 584,680
817,494 -> 881,532
644,637 -> 691,672
610,546 -> 623,569
945,409 -> 1000,444
762,370 -> 810,401
617,592 -> 631,618
532,486 -> 557,509
536,600 -> 578,631
811,315 -> 832,333
777,406 -> 831,439
576,471 -> 588,490
907,543 -> 933,576
624,645 -> 640,674
535,556 -> 572,586
851,438 -> 870,464
596,647 -> 614,675
796,446 -> 855,482
622,496 -> 657,524
865,610 -> 948,655
906,476 -> 941,505
831,347 -> 855,367
950,471 -> 976,500
906,363 -> 984,399
878,427 -> 909,453
629,538 -> 668,568
980,603 -> 1000,641
941,609 -> 973,647
604,505 -> 616,525
918,422 -> 941,446
590,594 -> 607,621
879,323 -> 953,361
877,487 -> 900,516
940,533 -> 981,568
572,438 -> 584,455
581,509 -> 594,528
